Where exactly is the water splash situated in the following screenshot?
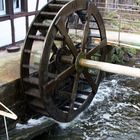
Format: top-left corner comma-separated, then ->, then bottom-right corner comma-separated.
16,116 -> 48,130
46,74 -> 140,140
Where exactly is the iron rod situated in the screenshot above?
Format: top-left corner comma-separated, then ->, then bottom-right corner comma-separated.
79,58 -> 140,78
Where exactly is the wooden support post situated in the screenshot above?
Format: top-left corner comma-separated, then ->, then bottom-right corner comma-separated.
79,58 -> 140,78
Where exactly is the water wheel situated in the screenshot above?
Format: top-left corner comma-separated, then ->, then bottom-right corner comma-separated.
20,0 -> 108,122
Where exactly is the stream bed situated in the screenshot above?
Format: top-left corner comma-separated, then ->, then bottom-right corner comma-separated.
38,74 -> 140,140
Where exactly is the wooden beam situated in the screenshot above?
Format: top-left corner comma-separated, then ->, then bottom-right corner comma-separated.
79,58 -> 140,78
0,102 -> 17,120
36,0 -> 39,11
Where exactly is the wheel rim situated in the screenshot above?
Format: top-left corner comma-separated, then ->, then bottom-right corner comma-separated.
40,0 -> 107,122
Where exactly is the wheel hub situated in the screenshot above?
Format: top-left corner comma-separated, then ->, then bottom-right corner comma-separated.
75,52 -> 86,73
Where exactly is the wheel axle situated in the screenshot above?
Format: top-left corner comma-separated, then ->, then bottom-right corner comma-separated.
79,58 -> 140,78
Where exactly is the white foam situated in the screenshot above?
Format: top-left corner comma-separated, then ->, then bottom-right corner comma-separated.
102,113 -> 111,120
83,132 -> 91,140
132,104 -> 140,111
90,85 -> 111,105
16,116 -> 48,130
105,122 -> 120,129
58,122 -> 71,129
111,79 -> 118,85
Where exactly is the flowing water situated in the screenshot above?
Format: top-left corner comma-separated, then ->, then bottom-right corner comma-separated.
44,75 -> 140,140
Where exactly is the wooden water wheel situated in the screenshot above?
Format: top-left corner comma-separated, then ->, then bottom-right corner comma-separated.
20,0 -> 108,122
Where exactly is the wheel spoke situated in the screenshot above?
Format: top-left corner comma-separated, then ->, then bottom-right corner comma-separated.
52,43 -> 58,54
83,70 -> 97,93
56,18 -> 78,57
43,65 -> 75,92
50,43 -> 58,61
81,6 -> 91,51
86,39 -> 107,59
69,73 -> 80,115
81,20 -> 90,51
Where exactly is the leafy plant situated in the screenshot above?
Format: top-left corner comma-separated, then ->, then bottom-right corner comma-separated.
134,0 -> 140,5
110,46 -> 137,64
111,47 -> 125,64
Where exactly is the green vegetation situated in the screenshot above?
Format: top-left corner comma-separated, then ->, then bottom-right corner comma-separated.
134,0 -> 140,5
111,47 -> 125,64
104,10 -> 140,33
132,19 -> 140,33
105,11 -> 118,19
110,47 -> 137,64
